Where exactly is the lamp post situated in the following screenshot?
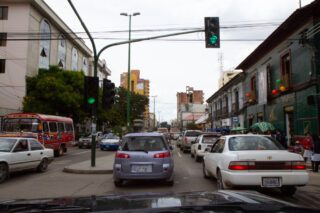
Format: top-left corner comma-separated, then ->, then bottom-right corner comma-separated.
121,12 -> 140,129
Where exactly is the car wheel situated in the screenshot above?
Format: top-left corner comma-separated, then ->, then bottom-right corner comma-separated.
54,146 -> 64,157
0,163 -> 8,184
281,186 -> 297,196
217,169 -> 226,190
79,145 -> 82,149
114,179 -> 123,187
203,162 -> 210,179
37,158 -> 48,172
195,155 -> 201,162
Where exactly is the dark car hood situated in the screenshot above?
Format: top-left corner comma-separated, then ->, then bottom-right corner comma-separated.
0,190 -> 316,212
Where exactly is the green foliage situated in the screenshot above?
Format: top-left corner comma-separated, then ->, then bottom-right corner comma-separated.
23,66 -> 85,123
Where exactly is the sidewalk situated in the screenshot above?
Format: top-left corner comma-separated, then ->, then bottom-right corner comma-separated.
63,155 -> 114,174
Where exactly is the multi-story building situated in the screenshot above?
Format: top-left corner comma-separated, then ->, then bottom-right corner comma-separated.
0,0 -> 111,118
120,69 -> 150,129
207,0 -> 320,146
177,87 -> 206,130
218,69 -> 242,88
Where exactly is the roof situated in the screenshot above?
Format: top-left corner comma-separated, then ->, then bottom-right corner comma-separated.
4,113 -> 73,122
236,0 -> 320,70
124,132 -> 164,137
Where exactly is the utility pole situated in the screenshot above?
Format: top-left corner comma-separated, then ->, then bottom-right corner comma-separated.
151,95 -> 157,129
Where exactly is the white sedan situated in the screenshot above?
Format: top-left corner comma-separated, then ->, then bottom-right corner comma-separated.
0,137 -> 54,183
190,133 -> 220,162
203,135 -> 309,196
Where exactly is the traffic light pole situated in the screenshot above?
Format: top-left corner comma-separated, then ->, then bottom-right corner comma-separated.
68,0 -> 205,167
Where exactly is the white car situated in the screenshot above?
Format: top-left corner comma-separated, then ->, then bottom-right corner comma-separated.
0,137 -> 54,183
203,135 -> 309,196
190,133 -> 220,162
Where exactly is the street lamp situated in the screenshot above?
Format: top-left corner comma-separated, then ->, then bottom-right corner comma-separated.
121,12 -> 140,129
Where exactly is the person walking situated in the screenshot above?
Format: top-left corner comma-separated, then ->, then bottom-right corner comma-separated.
311,134 -> 320,172
303,133 -> 313,162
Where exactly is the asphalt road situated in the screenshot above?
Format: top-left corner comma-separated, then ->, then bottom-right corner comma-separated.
0,143 -> 319,209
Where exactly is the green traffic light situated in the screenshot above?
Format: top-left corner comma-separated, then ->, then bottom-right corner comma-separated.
88,97 -> 95,104
210,35 -> 218,44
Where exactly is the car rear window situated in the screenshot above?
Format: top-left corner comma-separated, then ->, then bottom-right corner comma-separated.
185,131 -> 202,137
203,136 -> 219,144
0,138 -> 17,152
122,136 -> 166,152
228,136 -> 285,151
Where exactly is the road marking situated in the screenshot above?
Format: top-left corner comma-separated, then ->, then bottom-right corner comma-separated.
177,152 -> 182,158
71,150 -> 90,156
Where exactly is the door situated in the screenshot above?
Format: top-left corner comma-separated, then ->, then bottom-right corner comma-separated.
29,139 -> 45,167
206,138 -> 225,177
10,139 -> 33,171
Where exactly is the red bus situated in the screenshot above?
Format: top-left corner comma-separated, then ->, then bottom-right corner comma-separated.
0,113 -> 75,157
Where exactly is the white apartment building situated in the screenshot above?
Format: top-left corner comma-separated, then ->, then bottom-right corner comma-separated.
0,0 -> 111,117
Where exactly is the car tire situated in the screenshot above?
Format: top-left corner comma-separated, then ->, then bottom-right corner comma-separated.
114,179 -> 123,187
281,186 -> 297,196
37,158 -> 48,173
217,169 -> 226,190
203,162 -> 210,179
79,145 -> 82,149
0,163 -> 8,184
54,146 -> 64,157
195,155 -> 201,162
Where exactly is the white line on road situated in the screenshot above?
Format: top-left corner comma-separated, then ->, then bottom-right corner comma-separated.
178,152 -> 182,158
71,150 -> 90,156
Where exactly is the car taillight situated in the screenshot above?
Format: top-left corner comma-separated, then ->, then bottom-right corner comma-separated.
198,145 -> 201,150
228,161 -> 256,170
154,151 -> 171,158
115,152 -> 130,159
291,161 -> 306,170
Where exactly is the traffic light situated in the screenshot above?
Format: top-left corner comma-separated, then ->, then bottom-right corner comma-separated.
102,79 -> 115,110
84,76 -> 99,114
205,17 -> 220,48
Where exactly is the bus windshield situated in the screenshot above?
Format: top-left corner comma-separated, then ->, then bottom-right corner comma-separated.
2,118 -> 39,133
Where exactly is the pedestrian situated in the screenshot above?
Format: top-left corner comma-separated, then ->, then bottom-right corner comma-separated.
311,134 -> 320,172
303,132 -> 313,162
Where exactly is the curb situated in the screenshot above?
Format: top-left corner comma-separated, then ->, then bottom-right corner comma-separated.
63,167 -> 113,174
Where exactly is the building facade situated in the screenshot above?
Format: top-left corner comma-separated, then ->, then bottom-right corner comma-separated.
218,69 -> 242,88
0,0 -> 111,118
177,88 -> 206,130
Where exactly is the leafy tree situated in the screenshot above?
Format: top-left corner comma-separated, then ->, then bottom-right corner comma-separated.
23,66 -> 85,123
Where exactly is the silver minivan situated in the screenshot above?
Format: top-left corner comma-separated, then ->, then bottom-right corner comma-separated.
113,132 -> 174,187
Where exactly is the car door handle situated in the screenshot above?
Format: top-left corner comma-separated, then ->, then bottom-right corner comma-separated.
27,153 -> 31,156
40,152 -> 43,155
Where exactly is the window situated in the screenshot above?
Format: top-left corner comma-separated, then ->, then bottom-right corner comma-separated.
65,123 -> 74,132
71,47 -> 78,71
58,35 -> 66,69
14,140 -> 29,152
228,136 -> 284,151
281,52 -> 291,88
0,33 -> 7,46
0,59 -> 5,73
0,6 -> 8,20
250,75 -> 257,101
49,122 -> 57,132
58,122 -> 65,132
234,89 -> 239,111
30,140 -> 44,151
211,139 -> 225,153
39,19 -> 51,69
43,122 -> 49,132
266,64 -> 272,96
122,136 -> 166,152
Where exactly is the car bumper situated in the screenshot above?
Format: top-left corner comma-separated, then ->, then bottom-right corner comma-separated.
100,144 -> 119,150
221,170 -> 309,187
113,165 -> 174,180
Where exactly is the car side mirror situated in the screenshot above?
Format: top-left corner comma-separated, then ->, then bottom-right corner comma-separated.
205,147 -> 211,152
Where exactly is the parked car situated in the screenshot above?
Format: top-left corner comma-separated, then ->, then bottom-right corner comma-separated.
0,137 -> 54,183
113,132 -> 174,187
100,134 -> 120,151
180,130 -> 202,153
203,135 -> 309,196
190,133 -> 221,162
78,132 -> 103,149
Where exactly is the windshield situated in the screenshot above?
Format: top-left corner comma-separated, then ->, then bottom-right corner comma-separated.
0,138 -> 17,152
203,136 -> 219,144
2,118 -> 39,133
122,136 -> 167,152
228,136 -> 285,151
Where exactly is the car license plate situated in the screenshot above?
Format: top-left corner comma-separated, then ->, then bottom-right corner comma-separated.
131,165 -> 152,173
262,177 -> 281,187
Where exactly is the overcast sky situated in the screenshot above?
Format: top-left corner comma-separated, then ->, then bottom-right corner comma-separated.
45,0 -> 314,123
